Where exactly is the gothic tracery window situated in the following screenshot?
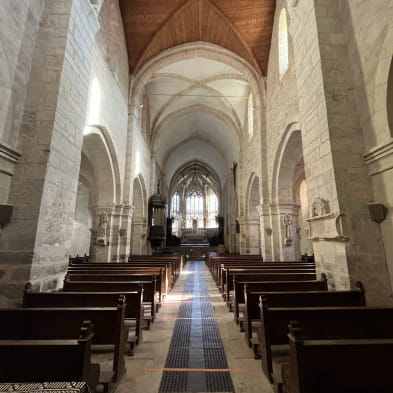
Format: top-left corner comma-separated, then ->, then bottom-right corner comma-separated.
207,189 -> 218,228
171,192 -> 180,235
186,190 -> 204,228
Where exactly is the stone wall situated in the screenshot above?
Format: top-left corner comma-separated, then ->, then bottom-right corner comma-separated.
262,0 -> 302,261
285,0 -> 392,305
0,1 -> 44,203
340,0 -> 393,299
0,0 -> 99,306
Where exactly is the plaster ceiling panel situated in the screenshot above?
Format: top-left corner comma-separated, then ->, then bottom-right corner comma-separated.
207,79 -> 250,127
163,139 -> 228,186
146,77 -> 191,123
157,58 -> 242,80
155,111 -> 239,169
154,88 -> 233,127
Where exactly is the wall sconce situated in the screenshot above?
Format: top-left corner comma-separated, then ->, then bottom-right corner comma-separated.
368,203 -> 388,224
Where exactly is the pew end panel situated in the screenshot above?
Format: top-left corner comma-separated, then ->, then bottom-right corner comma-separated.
284,325 -> 393,393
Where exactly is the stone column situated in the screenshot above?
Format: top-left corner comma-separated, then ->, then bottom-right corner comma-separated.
131,215 -> 146,255
257,203 -> 274,261
289,0 -> 392,304
0,0 -> 99,306
117,205 -> 134,261
239,216 -> 260,255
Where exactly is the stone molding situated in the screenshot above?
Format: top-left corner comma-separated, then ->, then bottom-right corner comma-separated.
0,142 -> 21,176
364,138 -> 393,176
306,212 -> 349,242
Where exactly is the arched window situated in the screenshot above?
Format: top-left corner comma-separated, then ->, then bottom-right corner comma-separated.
186,190 -> 204,228
278,8 -> 289,78
207,188 -> 218,228
171,193 -> 180,234
247,93 -> 254,139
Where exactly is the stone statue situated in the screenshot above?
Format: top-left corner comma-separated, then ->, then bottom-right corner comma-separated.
283,214 -> 293,246
311,198 -> 330,217
97,211 -> 108,246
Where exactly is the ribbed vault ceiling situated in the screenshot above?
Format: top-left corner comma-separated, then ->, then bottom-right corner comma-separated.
147,56 -> 247,187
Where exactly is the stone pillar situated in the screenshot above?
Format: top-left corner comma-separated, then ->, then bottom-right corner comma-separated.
239,216 -> 260,255
107,204 -> 123,262
117,205 -> 134,261
257,204 -> 273,261
131,215 -> 146,255
0,0 -> 99,306
289,0 -> 392,304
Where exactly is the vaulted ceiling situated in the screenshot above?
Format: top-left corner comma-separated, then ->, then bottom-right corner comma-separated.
147,56 -> 245,187
119,0 -> 276,76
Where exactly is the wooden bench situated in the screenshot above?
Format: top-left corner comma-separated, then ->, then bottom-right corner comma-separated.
215,262 -> 315,288
23,284 -> 143,351
256,289 -> 365,380
225,271 -> 317,307
67,265 -> 170,298
233,277 -> 328,325
0,323 -> 100,393
281,321 -> 393,393
63,279 -> 157,323
65,272 -> 164,308
129,254 -> 184,281
0,302 -> 127,393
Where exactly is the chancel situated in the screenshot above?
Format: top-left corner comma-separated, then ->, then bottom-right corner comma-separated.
0,0 -> 393,392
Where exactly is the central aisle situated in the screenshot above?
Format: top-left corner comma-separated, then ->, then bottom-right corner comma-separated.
159,261 -> 235,392
118,260 -> 272,393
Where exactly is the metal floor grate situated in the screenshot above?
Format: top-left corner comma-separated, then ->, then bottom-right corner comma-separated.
158,261 -> 235,393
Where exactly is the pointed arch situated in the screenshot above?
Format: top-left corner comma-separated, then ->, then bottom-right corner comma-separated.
246,173 -> 261,219
130,42 -> 264,111
373,23 -> 393,141
271,123 -> 303,203
82,126 -> 122,206
131,174 -> 148,255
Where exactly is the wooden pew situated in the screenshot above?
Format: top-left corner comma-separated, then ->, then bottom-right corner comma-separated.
0,303 -> 127,392
281,321 -> 393,393
67,264 -> 171,296
62,279 -> 157,322
207,254 -> 262,271
225,271 -> 317,306
0,323 -> 100,393
65,272 -> 164,308
233,276 -> 328,325
214,261 -> 315,286
129,254 -> 184,281
23,284 -> 143,351
256,288 -> 365,380
222,266 -> 316,299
